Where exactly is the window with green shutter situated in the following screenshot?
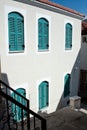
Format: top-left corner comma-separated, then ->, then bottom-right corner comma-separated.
39,81 -> 49,110
11,88 -> 26,122
65,23 -> 72,49
64,74 -> 70,97
8,12 -> 24,52
38,18 -> 49,50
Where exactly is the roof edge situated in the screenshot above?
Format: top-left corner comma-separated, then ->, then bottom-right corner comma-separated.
37,0 -> 85,18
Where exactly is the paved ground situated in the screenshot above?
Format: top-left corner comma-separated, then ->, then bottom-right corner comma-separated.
1,100 -> 87,130
43,107 -> 87,130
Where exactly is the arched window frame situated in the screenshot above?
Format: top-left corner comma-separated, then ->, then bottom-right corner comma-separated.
65,23 -> 72,50
38,18 -> 49,51
8,12 -> 24,52
11,88 -> 26,121
39,81 -> 49,110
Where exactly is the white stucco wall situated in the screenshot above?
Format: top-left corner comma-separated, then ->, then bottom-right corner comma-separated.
0,0 -> 82,113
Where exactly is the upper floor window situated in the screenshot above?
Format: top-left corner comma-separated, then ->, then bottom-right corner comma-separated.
65,23 -> 72,50
8,12 -> 24,52
38,18 -> 49,51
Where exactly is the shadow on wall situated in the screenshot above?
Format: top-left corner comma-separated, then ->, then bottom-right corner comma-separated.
1,73 -> 10,86
56,49 -> 81,111
1,73 -> 11,95
0,50 -> 81,112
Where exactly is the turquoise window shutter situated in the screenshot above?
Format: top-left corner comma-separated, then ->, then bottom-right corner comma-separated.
39,81 -> 49,110
16,16 -> 24,50
64,74 -> 70,97
38,18 -> 49,50
65,23 -> 72,49
8,12 -> 24,51
38,20 -> 43,49
39,83 -> 43,109
43,21 -> 49,49
8,15 -> 16,51
11,88 -> 26,122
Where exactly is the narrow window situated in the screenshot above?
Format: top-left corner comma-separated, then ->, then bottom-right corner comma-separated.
64,74 -> 70,97
39,81 -> 49,110
38,18 -> 49,50
8,12 -> 24,52
65,23 -> 72,49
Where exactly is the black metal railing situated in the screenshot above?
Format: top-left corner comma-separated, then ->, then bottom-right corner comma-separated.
0,80 -> 47,130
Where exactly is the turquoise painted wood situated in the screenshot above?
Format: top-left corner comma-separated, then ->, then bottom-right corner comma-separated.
65,23 -> 72,49
11,88 -> 26,122
8,12 -> 24,51
64,74 -> 70,97
38,18 -> 49,50
39,81 -> 49,110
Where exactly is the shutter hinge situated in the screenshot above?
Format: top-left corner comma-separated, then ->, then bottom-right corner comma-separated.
9,45 -> 11,48
22,44 -> 25,49
46,44 -> 49,48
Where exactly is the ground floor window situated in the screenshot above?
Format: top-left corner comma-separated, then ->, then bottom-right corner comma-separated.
39,81 -> 49,110
64,74 -> 70,97
11,88 -> 26,122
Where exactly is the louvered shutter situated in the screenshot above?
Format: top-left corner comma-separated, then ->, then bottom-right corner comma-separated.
8,12 -> 24,51
39,81 -> 49,110
11,88 -> 26,121
42,82 -> 48,107
8,14 -> 16,51
38,18 -> 49,50
64,74 -> 70,97
65,23 -> 72,49
16,15 -> 24,50
46,83 -> 49,106
38,20 -> 43,49
44,21 -> 49,49
39,84 -> 42,109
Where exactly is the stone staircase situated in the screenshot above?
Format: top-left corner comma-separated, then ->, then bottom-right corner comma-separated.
0,100 -> 9,130
0,79 -> 47,130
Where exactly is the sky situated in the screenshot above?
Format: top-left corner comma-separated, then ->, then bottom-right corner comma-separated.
50,0 -> 87,16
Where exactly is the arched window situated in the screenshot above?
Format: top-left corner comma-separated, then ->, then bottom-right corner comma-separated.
65,23 -> 72,49
11,88 -> 26,121
8,12 -> 24,52
38,18 -> 49,50
39,81 -> 49,110
64,74 -> 70,97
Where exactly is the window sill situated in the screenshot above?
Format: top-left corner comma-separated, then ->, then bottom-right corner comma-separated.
9,50 -> 25,54
38,49 -> 49,52
65,48 -> 72,51
38,105 -> 49,112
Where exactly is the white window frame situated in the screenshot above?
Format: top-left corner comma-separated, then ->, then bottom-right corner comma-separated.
5,5 -> 27,56
36,77 -> 51,112
64,19 -> 74,52
36,13 -> 51,54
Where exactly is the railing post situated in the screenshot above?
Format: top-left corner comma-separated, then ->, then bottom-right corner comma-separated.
0,83 -> 2,103
41,118 -> 47,130
27,100 -> 30,130
0,57 -> 2,103
0,80 -> 47,130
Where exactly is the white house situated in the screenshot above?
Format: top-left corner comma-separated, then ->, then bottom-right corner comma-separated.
0,0 -> 84,115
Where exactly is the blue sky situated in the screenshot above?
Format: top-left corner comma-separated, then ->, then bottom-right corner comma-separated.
50,0 -> 87,16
